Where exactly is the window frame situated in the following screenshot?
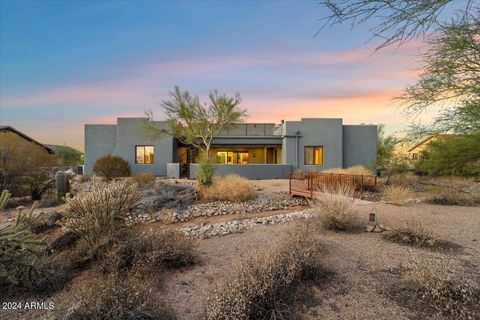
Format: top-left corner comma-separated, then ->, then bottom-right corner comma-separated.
135,145 -> 155,164
304,146 -> 324,165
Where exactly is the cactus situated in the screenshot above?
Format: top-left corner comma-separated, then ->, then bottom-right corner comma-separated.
0,190 -> 46,287
56,171 -> 68,200
0,189 -> 10,210
60,180 -> 142,248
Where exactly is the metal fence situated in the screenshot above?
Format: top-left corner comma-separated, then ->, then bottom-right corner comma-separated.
289,171 -> 377,199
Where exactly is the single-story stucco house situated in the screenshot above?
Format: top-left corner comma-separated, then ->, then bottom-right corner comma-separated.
84,117 -> 376,179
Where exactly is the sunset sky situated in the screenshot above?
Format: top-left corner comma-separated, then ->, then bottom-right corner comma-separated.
0,1 -> 440,151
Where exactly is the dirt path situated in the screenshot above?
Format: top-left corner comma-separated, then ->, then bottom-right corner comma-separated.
161,202 -> 480,320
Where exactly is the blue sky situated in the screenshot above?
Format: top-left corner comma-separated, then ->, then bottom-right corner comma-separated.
1,0 -> 429,150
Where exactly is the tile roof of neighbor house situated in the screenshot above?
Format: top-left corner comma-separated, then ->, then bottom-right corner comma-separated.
0,126 -> 55,154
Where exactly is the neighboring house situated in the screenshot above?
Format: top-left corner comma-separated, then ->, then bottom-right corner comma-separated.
46,144 -> 84,165
0,126 -> 55,155
84,117 -> 377,179
405,135 -> 455,161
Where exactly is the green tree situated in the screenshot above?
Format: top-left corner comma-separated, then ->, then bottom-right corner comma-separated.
401,20 -> 480,138
376,124 -> 397,171
320,1 -> 480,138
416,132 -> 480,177
375,124 -> 409,184
145,86 -> 247,159
319,1 -> 476,49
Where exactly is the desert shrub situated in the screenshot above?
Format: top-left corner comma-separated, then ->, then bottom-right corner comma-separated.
316,186 -> 358,231
100,228 -> 197,275
205,224 -> 325,320
0,191 -> 46,290
196,156 -> 216,186
23,170 -> 55,200
60,274 -> 176,320
37,192 -> 62,208
150,182 -> 196,210
383,185 -> 413,204
399,262 -> 480,320
199,174 -> 256,202
28,243 -> 94,294
0,131 -> 57,196
426,187 -> 477,206
322,165 -> 374,176
385,220 -> 438,247
93,155 -> 131,179
132,171 -> 156,187
77,173 -> 91,183
387,172 -> 419,187
60,181 -> 142,248
416,131 -> 480,177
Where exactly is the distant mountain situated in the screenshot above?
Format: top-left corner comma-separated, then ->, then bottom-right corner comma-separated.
46,144 -> 84,165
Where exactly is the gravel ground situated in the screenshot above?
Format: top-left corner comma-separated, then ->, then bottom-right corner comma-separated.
1,178 -> 479,320
161,202 -> 480,320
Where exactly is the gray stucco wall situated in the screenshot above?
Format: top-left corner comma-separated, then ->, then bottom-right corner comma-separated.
111,118 -> 175,176
282,118 -> 343,171
342,125 -> 377,168
84,117 -> 377,177
84,124 -> 117,174
211,136 -> 282,145
189,164 -> 292,180
166,163 -> 180,179
84,118 -> 175,176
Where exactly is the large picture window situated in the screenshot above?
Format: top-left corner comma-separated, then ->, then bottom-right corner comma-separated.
304,146 -> 323,165
136,146 -> 154,164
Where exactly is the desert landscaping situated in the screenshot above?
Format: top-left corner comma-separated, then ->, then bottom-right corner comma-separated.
2,1 -> 480,319
1,171 -> 479,320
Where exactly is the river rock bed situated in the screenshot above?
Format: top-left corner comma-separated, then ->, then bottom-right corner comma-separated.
146,192 -> 309,223
179,209 -> 315,238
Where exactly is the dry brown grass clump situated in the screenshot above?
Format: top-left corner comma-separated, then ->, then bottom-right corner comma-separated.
316,186 -> 358,231
426,187 -> 478,206
385,220 -> 438,247
76,173 -> 91,183
322,165 -> 374,176
395,261 -> 480,320
199,174 -> 256,202
383,185 -> 413,204
132,171 -> 156,188
60,274 -> 176,320
205,224 -> 325,320
100,228 -> 198,275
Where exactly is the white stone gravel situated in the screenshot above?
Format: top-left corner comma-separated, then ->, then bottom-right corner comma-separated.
138,192 -> 308,223
179,209 -> 315,238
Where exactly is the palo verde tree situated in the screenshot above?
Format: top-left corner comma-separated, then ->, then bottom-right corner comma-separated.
145,86 -> 247,159
402,20 -> 480,138
376,124 -> 397,170
320,1 -> 480,138
144,86 -> 247,184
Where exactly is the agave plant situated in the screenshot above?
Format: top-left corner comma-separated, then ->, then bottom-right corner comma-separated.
0,190 -> 46,287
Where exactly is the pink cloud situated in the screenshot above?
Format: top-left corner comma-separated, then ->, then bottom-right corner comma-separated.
1,43 -> 423,110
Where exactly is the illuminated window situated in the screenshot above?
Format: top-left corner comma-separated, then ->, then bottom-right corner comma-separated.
215,151 -> 249,164
136,146 -> 154,164
217,152 -> 227,164
304,146 -> 323,165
